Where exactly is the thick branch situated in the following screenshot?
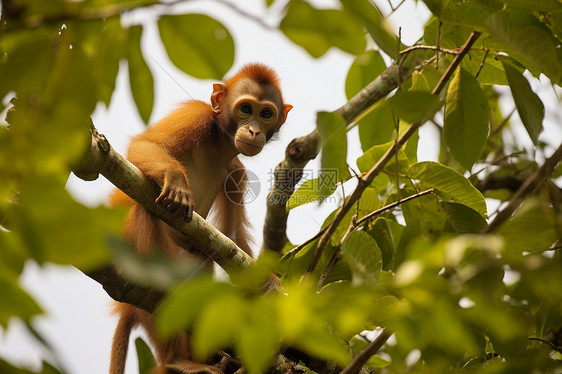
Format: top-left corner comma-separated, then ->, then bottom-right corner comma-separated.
74,125 -> 253,275
74,125 -> 343,374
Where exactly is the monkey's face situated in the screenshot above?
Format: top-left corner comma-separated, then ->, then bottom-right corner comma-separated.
211,78 -> 292,157
232,96 -> 279,156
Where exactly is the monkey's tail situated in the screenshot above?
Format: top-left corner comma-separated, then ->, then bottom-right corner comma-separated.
109,305 -> 136,374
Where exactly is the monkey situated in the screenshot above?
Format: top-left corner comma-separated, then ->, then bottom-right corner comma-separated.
108,63 -> 292,374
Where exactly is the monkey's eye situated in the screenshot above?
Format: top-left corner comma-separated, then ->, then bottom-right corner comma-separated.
260,108 -> 273,119
239,103 -> 252,114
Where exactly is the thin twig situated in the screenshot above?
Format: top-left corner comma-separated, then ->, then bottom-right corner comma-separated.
340,329 -> 392,374
436,20 -> 442,69
280,226 -> 327,261
400,45 -> 459,56
482,142 -> 562,233
529,337 -> 562,354
356,188 -> 435,226
474,49 -> 490,79
316,249 -> 343,291
317,215 -> 358,291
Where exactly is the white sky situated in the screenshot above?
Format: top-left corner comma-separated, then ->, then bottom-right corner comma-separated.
1,1 -> 560,373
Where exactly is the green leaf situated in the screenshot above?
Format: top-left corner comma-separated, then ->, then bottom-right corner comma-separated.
339,0 -> 400,59
407,162 -> 487,217
440,202 -> 487,233
501,0 -> 562,12
345,50 -> 387,100
365,354 -> 390,369
357,101 -> 396,151
342,230 -> 383,285
357,141 -> 410,174
78,18 -> 127,107
127,25 -> 154,125
422,0 -> 503,29
108,237 -> 203,291
280,0 -> 366,58
16,177 -> 123,270
317,111 -> 350,188
156,277 -> 235,338
501,60 -> 544,144
550,10 -> 562,41
444,68 -> 490,170
237,298 -> 280,374
487,9 -> 562,84
135,338 -> 157,374
499,199 -> 558,255
0,267 -> 43,328
193,293 -> 245,360
286,177 -> 337,211
388,91 -> 442,124
158,14 -> 234,79
367,217 -> 396,270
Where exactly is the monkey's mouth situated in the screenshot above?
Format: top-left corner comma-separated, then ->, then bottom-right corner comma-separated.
236,140 -> 261,148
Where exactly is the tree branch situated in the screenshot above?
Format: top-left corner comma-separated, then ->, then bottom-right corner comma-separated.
74,124 -> 253,275
482,142 -> 562,233
305,31 -> 482,275
340,329 -> 392,374
262,49 -> 430,253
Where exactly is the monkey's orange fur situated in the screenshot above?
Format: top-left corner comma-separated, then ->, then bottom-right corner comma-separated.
109,64 -> 291,374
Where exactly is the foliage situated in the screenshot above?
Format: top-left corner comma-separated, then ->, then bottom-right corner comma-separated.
1,0 -> 561,373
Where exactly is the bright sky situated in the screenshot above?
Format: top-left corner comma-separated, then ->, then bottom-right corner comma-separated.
1,1 -> 560,373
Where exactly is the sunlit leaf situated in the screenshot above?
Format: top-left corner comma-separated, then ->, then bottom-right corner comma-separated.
156,277 -> 235,338
365,354 -> 390,369
357,141 -> 410,174
444,68 -> 490,170
317,111 -> 350,190
501,60 -> 544,144
237,298 -> 280,374
127,25 -> 154,125
158,14 -> 234,79
192,294 -> 245,360
286,177 -> 336,211
407,162 -> 487,217
280,0 -> 366,58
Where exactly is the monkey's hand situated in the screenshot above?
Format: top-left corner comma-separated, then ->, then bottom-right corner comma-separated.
155,169 -> 193,222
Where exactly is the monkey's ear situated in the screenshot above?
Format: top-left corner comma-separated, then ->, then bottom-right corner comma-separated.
211,83 -> 225,113
279,104 -> 293,127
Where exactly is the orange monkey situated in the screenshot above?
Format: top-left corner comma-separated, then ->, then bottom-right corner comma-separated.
109,63 -> 292,374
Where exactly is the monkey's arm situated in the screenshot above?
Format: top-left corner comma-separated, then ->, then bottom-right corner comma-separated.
127,137 -> 193,222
